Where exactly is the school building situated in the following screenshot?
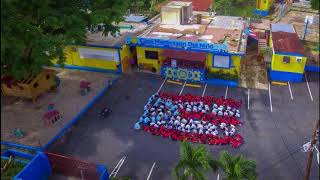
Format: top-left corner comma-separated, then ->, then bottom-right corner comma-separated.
269,23 -> 306,82
126,1 -> 248,86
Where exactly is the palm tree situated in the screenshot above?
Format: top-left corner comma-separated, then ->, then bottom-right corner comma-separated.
173,141 -> 219,180
217,151 -> 257,180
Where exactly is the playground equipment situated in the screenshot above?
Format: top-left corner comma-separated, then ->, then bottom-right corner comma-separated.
43,110 -> 62,127
80,80 -> 91,96
13,128 -> 24,138
98,107 -> 112,120
1,69 -> 58,102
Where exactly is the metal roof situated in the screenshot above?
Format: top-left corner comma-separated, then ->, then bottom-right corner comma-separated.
271,23 -> 295,33
271,31 -> 305,55
209,16 -> 245,30
125,14 -> 147,23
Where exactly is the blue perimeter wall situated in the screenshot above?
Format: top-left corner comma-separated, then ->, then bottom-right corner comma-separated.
305,65 -> 320,72
269,69 -> 303,82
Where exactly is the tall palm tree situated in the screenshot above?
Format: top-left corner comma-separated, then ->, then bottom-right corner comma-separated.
173,141 -> 219,180
218,151 -> 257,180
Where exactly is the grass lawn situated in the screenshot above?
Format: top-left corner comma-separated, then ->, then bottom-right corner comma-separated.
1,159 -> 25,179
304,41 -> 320,66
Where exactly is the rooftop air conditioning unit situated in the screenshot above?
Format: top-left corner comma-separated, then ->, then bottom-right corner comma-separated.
161,1 -> 193,25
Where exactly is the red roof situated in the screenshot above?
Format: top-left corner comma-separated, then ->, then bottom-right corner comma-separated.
161,49 -> 207,61
176,0 -> 212,11
271,31 -> 305,55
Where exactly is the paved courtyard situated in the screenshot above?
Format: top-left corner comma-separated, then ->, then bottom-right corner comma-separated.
48,72 -> 319,180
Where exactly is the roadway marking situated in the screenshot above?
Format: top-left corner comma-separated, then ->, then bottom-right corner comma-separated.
109,156 -> 126,178
146,162 -> 156,180
247,89 -> 250,110
157,77 -> 168,93
288,81 -> 293,100
224,86 -> 228,99
202,83 -> 207,97
179,81 -> 186,95
304,73 -> 314,101
268,83 -> 273,112
217,174 -> 220,180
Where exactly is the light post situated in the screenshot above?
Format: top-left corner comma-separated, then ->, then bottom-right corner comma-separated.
303,15 -> 314,41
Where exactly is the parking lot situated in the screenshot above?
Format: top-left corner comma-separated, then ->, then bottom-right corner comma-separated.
48,72 -> 319,180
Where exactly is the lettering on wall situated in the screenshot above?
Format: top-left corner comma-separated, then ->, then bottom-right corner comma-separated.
136,37 -> 228,52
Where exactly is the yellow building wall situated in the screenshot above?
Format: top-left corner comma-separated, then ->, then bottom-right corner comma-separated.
53,46 -> 120,71
136,46 -> 242,76
257,0 -> 272,10
136,46 -> 164,73
206,53 -> 241,77
271,54 -> 306,73
119,45 -> 133,73
72,46 -> 119,70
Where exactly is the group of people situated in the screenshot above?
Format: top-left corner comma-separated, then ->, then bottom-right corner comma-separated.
134,92 -> 244,148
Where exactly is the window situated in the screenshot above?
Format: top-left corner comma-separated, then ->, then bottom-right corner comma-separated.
213,55 -> 230,68
145,50 -> 159,60
171,59 -> 177,68
283,56 -> 290,64
296,57 -> 302,63
78,48 -> 119,62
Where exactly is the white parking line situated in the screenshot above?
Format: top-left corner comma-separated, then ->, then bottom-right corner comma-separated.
224,86 -> 228,99
157,77 -> 168,94
288,81 -> 293,100
179,81 -> 186,95
247,89 -> 250,110
268,83 -> 273,112
202,83 -> 207,97
146,162 -> 156,180
217,174 -> 220,180
304,73 -> 314,101
109,156 -> 126,178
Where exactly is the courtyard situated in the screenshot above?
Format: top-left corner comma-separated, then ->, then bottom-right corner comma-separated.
47,71 -> 319,180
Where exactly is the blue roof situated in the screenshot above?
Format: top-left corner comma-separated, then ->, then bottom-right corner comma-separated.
125,14 -> 147,23
271,23 -> 295,33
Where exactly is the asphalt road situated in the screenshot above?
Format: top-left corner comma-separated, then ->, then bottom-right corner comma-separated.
48,71 -> 319,180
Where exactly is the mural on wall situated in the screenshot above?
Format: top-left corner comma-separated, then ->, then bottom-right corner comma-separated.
161,66 -> 205,82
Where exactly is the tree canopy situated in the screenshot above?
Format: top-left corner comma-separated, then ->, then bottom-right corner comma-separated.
311,0 -> 319,10
174,141 -> 217,180
213,0 -> 256,17
1,0 -> 129,80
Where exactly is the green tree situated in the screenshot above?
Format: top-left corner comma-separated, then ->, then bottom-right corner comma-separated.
217,151 -> 257,180
214,0 -> 233,15
311,0 -> 319,10
173,141 -> 218,180
1,0 -> 128,81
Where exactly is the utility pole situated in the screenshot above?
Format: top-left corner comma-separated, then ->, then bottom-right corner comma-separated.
303,120 -> 319,180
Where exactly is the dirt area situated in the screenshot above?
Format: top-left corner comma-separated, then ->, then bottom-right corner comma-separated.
278,10 -> 319,41
1,68 -> 117,148
239,48 -> 269,90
